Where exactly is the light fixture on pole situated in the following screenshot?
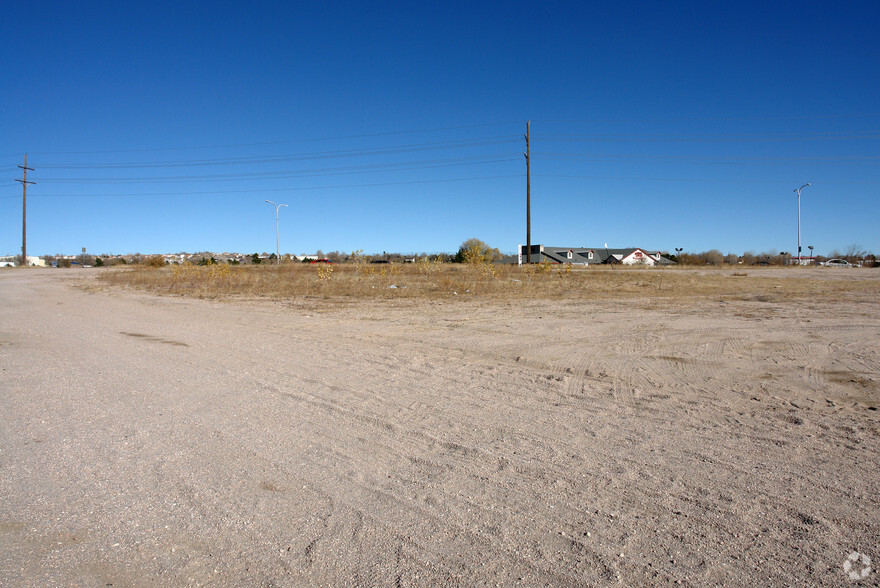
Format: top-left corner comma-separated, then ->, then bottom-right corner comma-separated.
265,200 -> 288,265
794,183 -> 810,264
808,245 -> 814,261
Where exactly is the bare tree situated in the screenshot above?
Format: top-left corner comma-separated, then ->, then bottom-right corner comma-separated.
700,250 -> 724,265
844,244 -> 867,263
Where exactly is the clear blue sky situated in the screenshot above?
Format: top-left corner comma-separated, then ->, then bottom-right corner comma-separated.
2,1 -> 878,258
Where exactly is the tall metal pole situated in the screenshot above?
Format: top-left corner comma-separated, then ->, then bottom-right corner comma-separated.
525,120 -> 531,263
16,154 -> 35,265
265,200 -> 287,265
794,183 -> 810,264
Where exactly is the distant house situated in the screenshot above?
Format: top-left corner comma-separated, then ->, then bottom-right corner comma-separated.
519,245 -> 675,266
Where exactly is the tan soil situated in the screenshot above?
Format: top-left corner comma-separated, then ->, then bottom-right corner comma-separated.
1,269 -> 878,586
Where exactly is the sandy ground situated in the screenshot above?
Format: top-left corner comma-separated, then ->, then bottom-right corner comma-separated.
1,268 -> 878,586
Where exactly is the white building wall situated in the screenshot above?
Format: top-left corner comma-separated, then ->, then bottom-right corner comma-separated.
621,250 -> 655,266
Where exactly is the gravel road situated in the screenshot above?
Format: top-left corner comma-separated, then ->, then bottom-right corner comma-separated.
1,269 -> 878,586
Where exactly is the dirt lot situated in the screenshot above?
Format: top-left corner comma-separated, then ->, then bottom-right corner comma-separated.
1,268 -> 878,586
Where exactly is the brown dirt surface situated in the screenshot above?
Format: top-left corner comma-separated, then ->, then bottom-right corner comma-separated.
1,268 -> 878,586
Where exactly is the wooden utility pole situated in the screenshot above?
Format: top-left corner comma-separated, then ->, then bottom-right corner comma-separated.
524,120 -> 531,263
16,154 -> 35,265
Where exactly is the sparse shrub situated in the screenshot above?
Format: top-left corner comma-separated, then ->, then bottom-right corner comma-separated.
417,256 -> 444,275
317,263 -> 334,281
352,250 -> 377,278
146,256 -> 165,268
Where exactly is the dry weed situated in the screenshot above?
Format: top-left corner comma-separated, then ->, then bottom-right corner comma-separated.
98,264 -> 880,304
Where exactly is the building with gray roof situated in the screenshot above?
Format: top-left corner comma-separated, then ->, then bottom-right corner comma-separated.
519,245 -> 675,266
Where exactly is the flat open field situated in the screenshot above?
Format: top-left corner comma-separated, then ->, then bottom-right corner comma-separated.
1,267 -> 878,586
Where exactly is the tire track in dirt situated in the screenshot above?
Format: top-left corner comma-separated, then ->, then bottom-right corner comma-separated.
4,271 -> 879,586
190,361 -> 614,582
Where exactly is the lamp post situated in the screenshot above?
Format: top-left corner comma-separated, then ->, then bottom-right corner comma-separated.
675,247 -> 683,263
265,200 -> 287,265
794,183 -> 810,264
808,245 -> 814,263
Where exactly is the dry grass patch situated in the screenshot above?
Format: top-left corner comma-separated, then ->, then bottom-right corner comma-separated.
96,263 -> 880,305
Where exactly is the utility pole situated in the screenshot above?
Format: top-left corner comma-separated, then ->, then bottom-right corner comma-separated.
16,154 -> 35,265
524,120 -> 531,263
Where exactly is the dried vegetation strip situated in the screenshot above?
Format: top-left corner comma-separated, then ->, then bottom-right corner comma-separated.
96,262 -> 880,304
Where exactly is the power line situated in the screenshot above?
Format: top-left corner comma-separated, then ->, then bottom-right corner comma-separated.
4,120 -> 526,157
33,155 -> 519,184
532,113 -> 880,124
33,136 -> 521,169
534,174 -> 880,185
7,174 -> 523,200
7,113 -> 879,158
6,172 -> 877,202
535,152 -> 880,163
533,131 -> 880,143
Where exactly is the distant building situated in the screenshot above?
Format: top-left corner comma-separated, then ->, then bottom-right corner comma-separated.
0,256 -> 46,267
519,245 -> 675,266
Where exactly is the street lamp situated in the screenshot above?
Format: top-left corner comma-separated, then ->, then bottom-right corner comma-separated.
794,183 -> 810,264
675,247 -> 683,262
265,200 -> 288,265
808,245 -> 814,262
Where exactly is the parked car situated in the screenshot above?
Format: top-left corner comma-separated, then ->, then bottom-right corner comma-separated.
310,258 -> 333,264
821,258 -> 852,267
